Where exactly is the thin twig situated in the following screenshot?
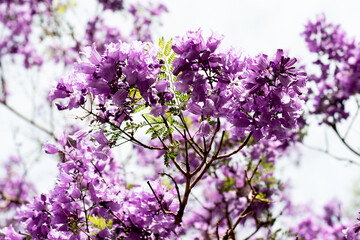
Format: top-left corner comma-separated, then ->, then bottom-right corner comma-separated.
179,113 -> 204,157
329,122 -> 360,157
223,159 -> 262,240
190,131 -> 226,188
108,209 -> 129,229
344,99 -> 360,139
159,172 -> 182,205
216,131 -> 253,160
147,181 -> 176,216
84,108 -> 165,150
303,143 -> 360,165
142,115 -> 168,149
1,102 -> 55,140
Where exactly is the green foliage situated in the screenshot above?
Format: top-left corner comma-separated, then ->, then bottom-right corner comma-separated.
164,40 -> 173,57
147,124 -> 166,140
88,215 -> 113,231
158,36 -> 165,50
133,103 -> 147,114
221,177 -> 236,193
164,142 -> 179,167
54,0 -> 77,15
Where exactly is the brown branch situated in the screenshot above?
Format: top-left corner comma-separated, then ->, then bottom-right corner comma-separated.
303,143 -> 360,165
328,122 -> 360,157
1,102 -> 55,140
179,113 -> 204,157
83,108 -> 165,150
216,131 -> 253,160
0,190 -> 26,205
147,181 -> 176,216
108,209 -> 129,229
159,172 -> 181,205
190,131 -> 225,188
161,115 -> 173,143
223,159 -> 263,240
190,130 -> 225,178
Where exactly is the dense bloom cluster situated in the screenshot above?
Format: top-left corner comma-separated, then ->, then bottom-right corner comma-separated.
98,0 -> 124,11
184,162 -> 281,238
49,40 -> 164,124
303,14 -> 360,123
128,3 -> 168,42
0,155 -> 35,223
344,213 -> 360,240
173,29 -> 307,141
289,200 -> 350,239
1,130 -> 179,239
0,0 -> 51,68
51,29 -> 307,144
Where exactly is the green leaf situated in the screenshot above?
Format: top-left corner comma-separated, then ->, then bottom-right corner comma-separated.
158,37 -> 165,49
168,51 -> 177,65
133,103 -> 147,113
220,177 -> 236,192
164,39 -> 173,56
88,216 -> 113,230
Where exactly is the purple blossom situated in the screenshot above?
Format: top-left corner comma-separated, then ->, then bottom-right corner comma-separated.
303,14 -> 360,124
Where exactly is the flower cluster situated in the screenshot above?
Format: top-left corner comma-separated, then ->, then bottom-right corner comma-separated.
173,29 -> 307,142
303,14 -> 360,123
129,3 -> 168,42
344,213 -> 360,240
49,40 -> 164,125
0,0 -> 51,68
289,200 -> 350,239
42,29 -> 309,239
51,29 -> 307,143
1,130 -> 179,239
98,0 -> 124,11
0,155 -> 35,225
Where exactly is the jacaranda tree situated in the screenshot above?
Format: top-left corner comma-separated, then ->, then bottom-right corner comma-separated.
0,1 -> 359,239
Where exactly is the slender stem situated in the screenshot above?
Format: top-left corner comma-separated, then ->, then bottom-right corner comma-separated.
179,113 -> 204,157
216,131 -> 253,160
84,108 -> 165,150
224,202 -> 235,240
303,143 -> 360,165
82,194 -> 89,233
206,118 -> 221,155
76,226 -> 96,240
147,181 -> 176,216
344,99 -> 360,139
223,159 -> 262,239
329,122 -> 360,157
160,172 -> 182,205
191,128 -> 224,178
109,209 -> 128,229
190,131 -> 226,188
161,115 -> 173,143
142,115 -> 168,149
1,102 -> 55,140
215,220 -> 221,240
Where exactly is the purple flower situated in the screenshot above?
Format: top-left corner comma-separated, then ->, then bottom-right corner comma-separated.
198,120 -> 211,137
43,142 -> 60,154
